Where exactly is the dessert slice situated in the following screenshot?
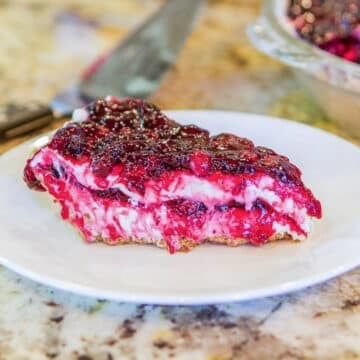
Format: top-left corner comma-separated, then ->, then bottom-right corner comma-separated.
24,97 -> 322,253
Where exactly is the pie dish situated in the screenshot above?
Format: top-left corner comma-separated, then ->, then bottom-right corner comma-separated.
24,97 -> 321,253
248,0 -> 360,137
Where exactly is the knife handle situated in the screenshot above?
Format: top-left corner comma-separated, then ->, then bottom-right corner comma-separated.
0,103 -> 54,139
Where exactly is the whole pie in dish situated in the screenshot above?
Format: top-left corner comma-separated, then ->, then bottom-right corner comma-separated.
288,0 -> 360,64
24,97 -> 322,253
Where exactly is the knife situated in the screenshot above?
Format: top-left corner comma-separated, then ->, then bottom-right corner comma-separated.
0,0 -> 204,139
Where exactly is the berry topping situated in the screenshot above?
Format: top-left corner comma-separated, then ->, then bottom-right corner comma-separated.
46,97 -> 305,190
211,133 -> 253,150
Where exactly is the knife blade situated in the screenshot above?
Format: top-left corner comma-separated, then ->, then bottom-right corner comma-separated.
0,0 -> 204,139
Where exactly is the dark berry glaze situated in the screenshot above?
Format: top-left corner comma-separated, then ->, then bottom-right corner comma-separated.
288,0 -> 360,64
34,97 -> 305,191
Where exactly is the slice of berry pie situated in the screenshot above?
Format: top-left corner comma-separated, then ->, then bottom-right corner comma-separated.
24,97 -> 322,253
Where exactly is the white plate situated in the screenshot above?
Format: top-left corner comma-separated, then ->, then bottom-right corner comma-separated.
0,111 -> 359,304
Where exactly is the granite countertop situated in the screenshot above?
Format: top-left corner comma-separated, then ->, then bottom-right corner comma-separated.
0,1 -> 359,359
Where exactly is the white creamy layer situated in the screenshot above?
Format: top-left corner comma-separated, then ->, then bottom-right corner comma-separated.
30,148 -> 313,233
67,197 -> 305,249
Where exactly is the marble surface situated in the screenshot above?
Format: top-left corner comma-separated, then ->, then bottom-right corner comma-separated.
0,1 -> 359,359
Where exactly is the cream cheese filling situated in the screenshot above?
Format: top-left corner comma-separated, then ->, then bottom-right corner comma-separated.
30,147 -> 312,233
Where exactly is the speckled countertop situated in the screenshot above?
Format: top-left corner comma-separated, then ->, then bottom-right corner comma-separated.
0,1 -> 359,359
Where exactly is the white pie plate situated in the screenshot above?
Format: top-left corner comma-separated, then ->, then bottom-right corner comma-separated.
0,111 -> 359,305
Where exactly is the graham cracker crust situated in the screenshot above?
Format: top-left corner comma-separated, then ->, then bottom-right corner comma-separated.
94,233 -> 296,252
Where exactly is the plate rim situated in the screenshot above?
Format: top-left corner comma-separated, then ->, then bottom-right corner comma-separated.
0,249 -> 359,305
